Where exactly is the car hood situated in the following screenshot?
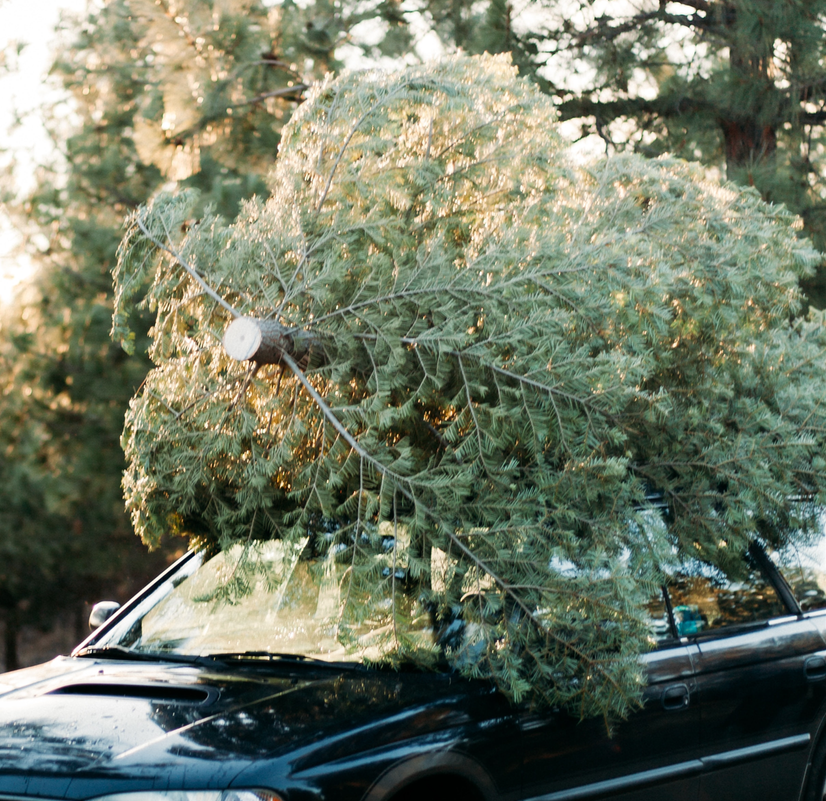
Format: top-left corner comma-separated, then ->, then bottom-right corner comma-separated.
0,656 -> 485,799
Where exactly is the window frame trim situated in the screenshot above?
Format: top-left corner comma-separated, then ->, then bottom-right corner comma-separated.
748,540 -> 802,617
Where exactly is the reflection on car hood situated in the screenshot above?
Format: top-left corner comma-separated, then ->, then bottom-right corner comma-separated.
0,656 -> 483,799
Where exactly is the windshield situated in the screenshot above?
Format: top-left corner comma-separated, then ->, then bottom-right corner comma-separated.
90,540 -> 438,664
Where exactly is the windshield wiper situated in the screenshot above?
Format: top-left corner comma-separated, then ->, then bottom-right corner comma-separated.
207,651 -> 364,670
76,646 -> 364,671
75,645 -> 215,667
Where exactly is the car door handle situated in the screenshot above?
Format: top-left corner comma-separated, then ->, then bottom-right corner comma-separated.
805,656 -> 826,682
661,683 -> 690,710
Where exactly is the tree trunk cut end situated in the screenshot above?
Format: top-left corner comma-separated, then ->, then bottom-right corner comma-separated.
223,316 -> 319,367
223,317 -> 265,362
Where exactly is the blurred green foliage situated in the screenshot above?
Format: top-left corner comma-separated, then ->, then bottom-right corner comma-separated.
0,0 -> 341,668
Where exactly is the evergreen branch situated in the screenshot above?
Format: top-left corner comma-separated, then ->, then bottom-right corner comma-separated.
135,213 -> 239,318
800,110 -> 826,126
427,338 -> 605,412
673,0 -> 711,11
231,85 -> 310,109
557,94 -> 712,125
219,364 -> 261,429
146,389 -> 180,418
574,8 -> 709,47
272,232 -> 323,322
457,354 -> 489,474
281,352 -> 365,456
315,84 -> 411,214
349,459 -> 366,612
391,491 -> 400,649
171,386 -> 228,421
260,241 -> 292,308
306,418 -> 332,515
302,282 -> 502,328
420,412 -> 460,461
433,110 -> 513,162
279,350 -> 628,701
430,518 -> 629,701
348,330 -> 608,424
520,381 -> 550,455
154,0 -> 199,55
424,116 -> 434,160
242,58 -> 306,81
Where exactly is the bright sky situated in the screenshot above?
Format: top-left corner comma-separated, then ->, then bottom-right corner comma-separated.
0,0 -> 86,305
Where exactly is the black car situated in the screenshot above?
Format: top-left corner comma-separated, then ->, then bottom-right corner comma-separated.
2,539 -> 826,801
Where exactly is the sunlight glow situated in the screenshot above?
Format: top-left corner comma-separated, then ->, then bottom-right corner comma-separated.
0,0 -> 86,306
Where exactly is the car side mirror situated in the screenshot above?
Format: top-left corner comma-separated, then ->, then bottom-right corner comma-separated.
88,601 -> 121,631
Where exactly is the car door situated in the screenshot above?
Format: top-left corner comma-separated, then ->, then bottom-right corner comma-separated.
519,588 -> 701,801
671,546 -> 826,801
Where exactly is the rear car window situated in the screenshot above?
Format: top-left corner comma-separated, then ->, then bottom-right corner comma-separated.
666,557 -> 787,636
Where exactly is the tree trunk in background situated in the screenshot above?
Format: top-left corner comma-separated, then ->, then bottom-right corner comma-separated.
723,118 -> 777,183
723,31 -> 778,189
3,610 -> 19,673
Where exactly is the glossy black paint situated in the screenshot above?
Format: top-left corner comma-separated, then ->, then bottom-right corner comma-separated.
1,548 -> 826,801
693,618 -> 826,801
0,657 -> 521,801
519,646 -> 699,801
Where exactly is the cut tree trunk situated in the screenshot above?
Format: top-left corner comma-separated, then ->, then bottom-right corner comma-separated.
223,317 -> 321,367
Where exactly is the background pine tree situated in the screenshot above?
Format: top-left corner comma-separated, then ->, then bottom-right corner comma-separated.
0,0 -> 335,668
474,1 -> 826,306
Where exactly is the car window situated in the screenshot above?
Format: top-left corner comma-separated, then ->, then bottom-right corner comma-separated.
665,556 -> 787,637
94,540 -> 443,665
771,540 -> 826,613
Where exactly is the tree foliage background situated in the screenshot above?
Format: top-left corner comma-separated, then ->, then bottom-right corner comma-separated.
0,0 -> 337,668
442,0 -> 826,304
114,54 -> 826,717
